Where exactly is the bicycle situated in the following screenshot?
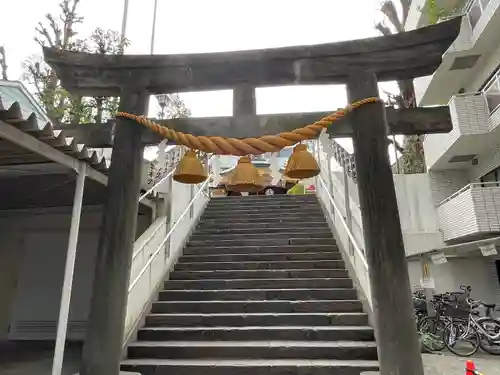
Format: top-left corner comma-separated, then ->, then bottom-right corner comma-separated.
474,301 -> 500,355
416,289 -> 471,352
443,299 -> 500,357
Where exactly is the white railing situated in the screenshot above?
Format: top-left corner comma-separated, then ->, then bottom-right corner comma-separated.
436,181 -> 500,240
129,216 -> 169,283
315,173 -> 372,307
139,168 -> 175,202
124,158 -> 212,340
436,181 -> 499,207
464,0 -> 491,29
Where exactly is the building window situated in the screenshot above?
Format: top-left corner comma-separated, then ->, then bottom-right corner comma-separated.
483,74 -> 500,114
480,167 -> 500,187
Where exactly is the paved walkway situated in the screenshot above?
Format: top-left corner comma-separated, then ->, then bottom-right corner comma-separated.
2,342 -> 499,375
364,353 -> 500,375
422,353 -> 500,375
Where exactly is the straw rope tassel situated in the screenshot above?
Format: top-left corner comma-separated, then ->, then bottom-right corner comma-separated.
115,97 -> 380,156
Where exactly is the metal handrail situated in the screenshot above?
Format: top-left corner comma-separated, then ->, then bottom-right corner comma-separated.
436,181 -> 500,207
139,168 -> 175,202
317,174 -> 368,270
134,154 -> 216,261
131,216 -> 168,260
128,177 -> 210,292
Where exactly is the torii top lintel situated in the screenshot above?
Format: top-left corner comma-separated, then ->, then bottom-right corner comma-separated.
44,18 -> 461,97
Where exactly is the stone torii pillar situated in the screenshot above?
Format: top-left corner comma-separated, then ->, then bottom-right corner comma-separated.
80,89 -> 148,375
347,71 -> 423,374
43,17 -> 461,375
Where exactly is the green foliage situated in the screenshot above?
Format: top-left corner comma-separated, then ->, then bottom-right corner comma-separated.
22,0 -> 189,126
287,183 -> 305,195
418,0 -> 467,24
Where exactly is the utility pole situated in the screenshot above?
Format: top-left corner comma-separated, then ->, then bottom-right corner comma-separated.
120,0 -> 130,44
151,0 -> 159,54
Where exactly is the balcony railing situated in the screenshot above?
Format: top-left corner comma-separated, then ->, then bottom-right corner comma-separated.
464,0 -> 491,29
483,71 -> 500,114
436,182 -> 500,241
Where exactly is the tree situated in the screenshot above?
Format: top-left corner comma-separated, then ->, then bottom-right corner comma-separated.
23,0 -> 191,128
419,0 -> 466,25
0,46 -> 8,80
375,0 -> 426,174
23,0 -> 85,124
22,1 -> 128,124
83,28 -> 129,123
156,93 -> 191,120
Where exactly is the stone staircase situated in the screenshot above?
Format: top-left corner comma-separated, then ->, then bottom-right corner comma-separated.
121,195 -> 378,375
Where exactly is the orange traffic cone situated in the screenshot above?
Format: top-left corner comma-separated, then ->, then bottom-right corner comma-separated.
465,360 -> 477,375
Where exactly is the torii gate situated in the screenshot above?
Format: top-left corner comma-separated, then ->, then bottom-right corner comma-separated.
44,17 -> 461,375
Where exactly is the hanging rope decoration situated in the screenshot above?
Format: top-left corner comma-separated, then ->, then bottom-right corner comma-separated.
115,97 -> 380,188
115,97 -> 380,156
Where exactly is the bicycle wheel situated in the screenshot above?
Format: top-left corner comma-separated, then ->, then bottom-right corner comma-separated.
443,321 -> 480,357
418,316 -> 446,351
477,317 -> 500,355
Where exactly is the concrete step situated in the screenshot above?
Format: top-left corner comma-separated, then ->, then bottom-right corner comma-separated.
151,300 -> 363,314
205,203 -> 319,212
175,260 -> 345,271
158,288 -> 357,301
208,195 -> 318,204
187,238 -> 336,248
127,340 -> 378,360
190,231 -> 332,241
145,312 -> 369,327
164,278 -> 354,290
196,221 -> 328,231
170,269 -> 348,280
137,326 -> 375,342
202,208 -> 321,217
193,225 -> 329,236
207,196 -> 318,205
121,358 -> 379,375
179,252 -> 343,263
182,244 -> 338,256
200,213 -> 326,222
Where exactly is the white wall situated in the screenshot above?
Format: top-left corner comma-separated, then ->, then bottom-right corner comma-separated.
429,170 -> 471,204
394,174 -> 445,256
407,257 -> 498,305
467,41 -> 500,92
2,206 -> 151,341
124,178 -> 209,340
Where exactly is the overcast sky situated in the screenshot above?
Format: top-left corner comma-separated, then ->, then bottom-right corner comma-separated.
0,0 -> 400,154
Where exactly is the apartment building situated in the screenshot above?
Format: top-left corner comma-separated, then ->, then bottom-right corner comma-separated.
404,0 -> 500,305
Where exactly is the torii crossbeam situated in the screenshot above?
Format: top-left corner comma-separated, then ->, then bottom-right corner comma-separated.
44,17 -> 461,375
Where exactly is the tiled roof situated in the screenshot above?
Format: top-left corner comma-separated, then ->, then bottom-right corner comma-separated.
0,97 -> 109,173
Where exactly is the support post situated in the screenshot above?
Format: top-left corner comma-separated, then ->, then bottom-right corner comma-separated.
233,84 -> 256,116
80,90 -> 148,375
346,71 -> 424,375
341,165 -> 354,256
52,164 -> 86,375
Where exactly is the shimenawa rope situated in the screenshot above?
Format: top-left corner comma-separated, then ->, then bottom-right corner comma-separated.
115,97 -> 379,156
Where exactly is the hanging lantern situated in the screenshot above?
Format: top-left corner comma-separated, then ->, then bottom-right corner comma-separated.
226,156 -> 265,193
284,144 -> 320,179
173,150 -> 208,184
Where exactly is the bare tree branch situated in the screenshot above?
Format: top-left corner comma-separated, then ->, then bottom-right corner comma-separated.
375,21 -> 392,36
399,0 -> 411,25
380,0 -> 404,33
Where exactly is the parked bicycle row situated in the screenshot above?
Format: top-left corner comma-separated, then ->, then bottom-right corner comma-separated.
413,285 -> 500,357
